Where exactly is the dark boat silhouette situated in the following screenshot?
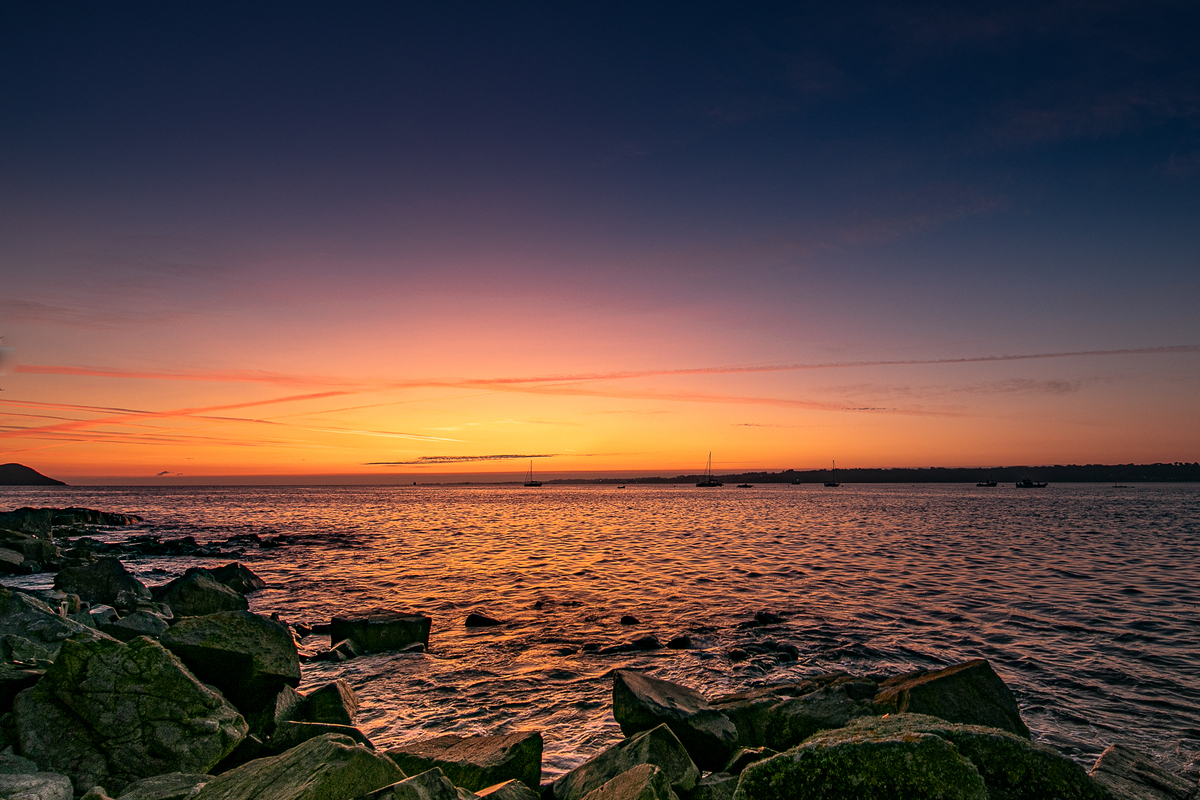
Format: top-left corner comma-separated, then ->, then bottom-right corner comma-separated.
1015,479 -> 1048,488
824,460 -> 841,487
696,453 -> 723,487
976,480 -> 998,487
523,461 -> 542,487
736,483 -> 752,488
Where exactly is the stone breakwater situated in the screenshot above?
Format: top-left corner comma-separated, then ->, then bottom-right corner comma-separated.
0,507 -> 1195,800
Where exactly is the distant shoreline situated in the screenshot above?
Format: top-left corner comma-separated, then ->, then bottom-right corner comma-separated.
4,462 -> 1198,487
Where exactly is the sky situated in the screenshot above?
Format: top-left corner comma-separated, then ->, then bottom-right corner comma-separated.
1,2 -> 1198,482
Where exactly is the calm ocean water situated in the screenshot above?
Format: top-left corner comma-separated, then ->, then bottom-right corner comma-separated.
2,483 -> 1197,780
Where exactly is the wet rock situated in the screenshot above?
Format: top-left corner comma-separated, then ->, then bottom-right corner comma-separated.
152,571 -> 249,618
298,679 -> 359,726
203,563 -> 267,595
465,612 -> 503,628
13,635 -> 247,794
0,772 -> 73,800
270,721 -> 374,752
723,747 -> 778,775
314,639 -> 361,663
0,548 -> 24,574
476,780 -> 540,800
631,637 -> 661,651
551,724 -> 698,800
329,610 -> 431,654
0,588 -> 111,660
0,508 -> 54,538
620,616 -> 640,626
160,611 -> 300,720
726,649 -> 748,662
872,659 -> 1031,739
100,610 -> 169,642
612,670 -> 737,771
690,773 -> 738,800
385,731 -> 543,792
665,636 -> 692,650
113,773 -> 210,800
0,531 -> 60,569
579,764 -> 671,800
364,768 -> 459,800
712,682 -> 871,751
48,508 -> 143,528
1089,743 -> 1197,800
192,733 -> 403,800
53,555 -> 151,606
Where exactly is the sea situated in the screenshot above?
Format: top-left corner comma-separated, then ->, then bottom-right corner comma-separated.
1,483 -> 1197,781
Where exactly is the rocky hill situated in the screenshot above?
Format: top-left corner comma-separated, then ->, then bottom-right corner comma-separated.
0,464 -> 66,486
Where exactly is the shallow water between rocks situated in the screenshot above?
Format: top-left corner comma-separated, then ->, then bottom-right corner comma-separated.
1,483 -> 1197,780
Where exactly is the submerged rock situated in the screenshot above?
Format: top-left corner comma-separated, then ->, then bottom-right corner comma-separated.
872,659 -> 1031,738
612,670 -> 737,771
1088,743 -> 1197,800
14,635 -> 247,794
385,731 -> 543,792
552,724 -> 698,800
465,612 -> 503,628
329,610 -> 431,654
193,733 -> 403,800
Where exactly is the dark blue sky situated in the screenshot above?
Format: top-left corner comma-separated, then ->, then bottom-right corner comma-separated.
2,2 -> 1198,475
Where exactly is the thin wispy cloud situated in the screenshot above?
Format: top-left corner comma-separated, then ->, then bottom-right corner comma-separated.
367,454 -> 556,466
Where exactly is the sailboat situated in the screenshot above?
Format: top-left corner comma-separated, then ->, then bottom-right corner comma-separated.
824,460 -> 841,487
696,453 -> 723,487
523,461 -> 542,487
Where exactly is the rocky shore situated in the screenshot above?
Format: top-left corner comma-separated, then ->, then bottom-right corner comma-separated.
0,506 -> 1195,800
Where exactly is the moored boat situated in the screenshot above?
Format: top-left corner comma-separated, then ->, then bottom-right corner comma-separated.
696,453 -> 723,487
1015,478 -> 1048,488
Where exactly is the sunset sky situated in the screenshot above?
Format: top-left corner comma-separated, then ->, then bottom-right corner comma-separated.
2,3 -> 1198,482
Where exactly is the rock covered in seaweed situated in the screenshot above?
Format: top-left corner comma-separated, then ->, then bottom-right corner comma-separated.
13,635 -> 247,794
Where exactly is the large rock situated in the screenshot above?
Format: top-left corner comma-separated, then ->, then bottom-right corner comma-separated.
0,508 -> 53,538
0,530 -> 59,566
552,724 -> 698,800
734,724 -> 987,800
712,681 -> 873,752
153,571 -> 248,618
100,611 -> 169,642
192,733 -> 404,800
385,731 -> 542,792
114,773 -> 210,800
271,721 -> 374,752
873,659 -> 1031,738
13,635 -> 247,793
0,772 -> 73,800
364,768 -> 460,800
329,610 -> 430,654
1089,743 -> 1197,800
690,773 -> 738,800
579,765 -> 672,800
613,670 -> 737,771
0,547 -> 24,574
297,679 -> 359,726
0,588 -> 111,660
0,663 -> 44,709
54,555 -> 150,607
159,611 -> 300,717
735,714 -> 1107,800
202,563 -> 267,595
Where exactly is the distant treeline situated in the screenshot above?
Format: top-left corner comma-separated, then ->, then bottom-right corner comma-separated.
549,462 -> 1200,485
